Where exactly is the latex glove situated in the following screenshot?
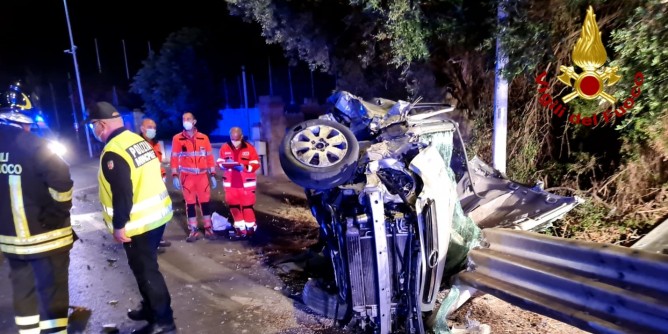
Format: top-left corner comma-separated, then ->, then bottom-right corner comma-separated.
233,165 -> 245,172
210,176 -> 217,189
162,176 -> 167,183
172,177 -> 181,190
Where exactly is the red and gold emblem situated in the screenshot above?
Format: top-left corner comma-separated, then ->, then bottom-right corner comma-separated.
557,6 -> 621,104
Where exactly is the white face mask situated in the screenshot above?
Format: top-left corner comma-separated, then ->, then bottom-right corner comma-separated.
145,128 -> 156,139
183,121 -> 193,131
232,140 -> 241,147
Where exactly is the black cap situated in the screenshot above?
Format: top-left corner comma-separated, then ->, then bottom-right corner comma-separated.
86,102 -> 121,122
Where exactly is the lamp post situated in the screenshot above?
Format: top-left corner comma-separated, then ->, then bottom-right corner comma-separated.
62,0 -> 93,158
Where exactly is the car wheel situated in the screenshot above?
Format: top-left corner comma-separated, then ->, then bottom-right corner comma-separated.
279,119 -> 359,190
302,279 -> 349,320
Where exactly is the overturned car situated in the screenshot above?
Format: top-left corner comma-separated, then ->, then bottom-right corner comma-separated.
279,91 -> 582,333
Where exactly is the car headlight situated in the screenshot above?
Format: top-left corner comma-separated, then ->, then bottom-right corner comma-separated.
48,141 -> 67,157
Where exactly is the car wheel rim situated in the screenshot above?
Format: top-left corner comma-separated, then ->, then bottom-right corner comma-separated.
290,125 -> 349,168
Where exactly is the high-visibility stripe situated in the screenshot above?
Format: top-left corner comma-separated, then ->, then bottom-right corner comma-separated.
248,160 -> 259,164
15,315 -> 39,326
40,318 -> 68,330
102,191 -> 168,216
9,175 -> 29,238
178,167 -> 209,174
233,220 -> 246,229
0,235 -> 73,255
174,151 -> 211,157
0,226 -> 72,245
48,187 -> 73,202
223,182 -> 232,187
244,181 -> 257,188
19,328 -> 40,334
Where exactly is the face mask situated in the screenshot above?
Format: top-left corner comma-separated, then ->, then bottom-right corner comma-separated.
183,121 -> 193,131
145,128 -> 156,139
232,140 -> 242,147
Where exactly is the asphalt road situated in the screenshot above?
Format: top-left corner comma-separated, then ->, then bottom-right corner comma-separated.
0,157 -> 340,334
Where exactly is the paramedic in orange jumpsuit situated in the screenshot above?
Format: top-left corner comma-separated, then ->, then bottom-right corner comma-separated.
140,117 -> 172,252
217,127 -> 260,238
170,112 -> 217,242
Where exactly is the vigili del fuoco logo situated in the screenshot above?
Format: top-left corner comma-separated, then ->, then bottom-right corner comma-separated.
535,6 -> 644,127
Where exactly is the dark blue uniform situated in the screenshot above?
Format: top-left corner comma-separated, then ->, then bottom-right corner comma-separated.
0,123 -> 74,334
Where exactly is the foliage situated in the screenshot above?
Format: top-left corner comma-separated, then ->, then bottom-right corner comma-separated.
130,28 -> 220,137
227,0 -> 668,241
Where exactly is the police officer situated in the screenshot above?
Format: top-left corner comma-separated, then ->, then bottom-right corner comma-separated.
0,112 -> 75,334
88,102 -> 176,334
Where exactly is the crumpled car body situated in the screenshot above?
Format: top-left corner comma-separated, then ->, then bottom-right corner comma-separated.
279,91 -> 582,334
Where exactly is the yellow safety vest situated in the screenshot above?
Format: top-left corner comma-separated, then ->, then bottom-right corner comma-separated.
98,130 -> 173,237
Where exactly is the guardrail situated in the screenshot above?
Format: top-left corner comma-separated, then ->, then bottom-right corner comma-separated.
457,228 -> 668,334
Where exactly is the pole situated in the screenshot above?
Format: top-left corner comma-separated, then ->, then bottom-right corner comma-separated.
310,68 -> 315,100
288,66 -> 295,105
94,38 -> 102,74
223,78 -> 230,108
492,0 -> 508,175
122,39 -> 130,80
148,40 -> 152,55
62,0 -> 93,158
268,56 -> 274,96
66,73 -> 81,144
49,82 -> 61,130
236,76 -> 243,108
251,74 -> 257,105
241,66 -> 250,134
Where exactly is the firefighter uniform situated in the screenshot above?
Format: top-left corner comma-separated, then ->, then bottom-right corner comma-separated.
0,123 -> 74,334
170,129 -> 216,234
218,140 -> 260,236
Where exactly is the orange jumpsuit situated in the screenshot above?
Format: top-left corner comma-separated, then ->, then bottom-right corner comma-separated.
218,140 -> 260,236
170,129 -> 215,228
144,135 -> 165,177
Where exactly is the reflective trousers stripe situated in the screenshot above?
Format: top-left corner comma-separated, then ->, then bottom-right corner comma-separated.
48,187 -> 73,202
0,226 -> 73,245
15,315 -> 39,326
9,175 -> 29,238
0,235 -> 73,255
19,328 -> 40,334
40,318 -> 68,329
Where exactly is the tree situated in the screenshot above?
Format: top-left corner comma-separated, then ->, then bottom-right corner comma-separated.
130,27 -> 220,137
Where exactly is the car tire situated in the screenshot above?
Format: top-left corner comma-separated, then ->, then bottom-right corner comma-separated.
302,279 -> 349,320
279,119 -> 359,190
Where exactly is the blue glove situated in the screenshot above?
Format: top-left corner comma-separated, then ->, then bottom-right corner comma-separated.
172,177 -> 181,190
233,165 -> 245,172
210,176 -> 217,189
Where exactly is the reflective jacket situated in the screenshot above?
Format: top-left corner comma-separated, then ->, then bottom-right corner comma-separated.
218,140 -> 260,191
143,135 -> 165,177
170,129 -> 215,176
99,130 -> 173,237
0,124 -> 74,259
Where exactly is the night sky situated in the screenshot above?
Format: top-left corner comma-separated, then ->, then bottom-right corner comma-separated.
0,0 -> 334,124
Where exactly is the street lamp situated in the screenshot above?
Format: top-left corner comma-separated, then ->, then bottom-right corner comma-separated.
62,0 -> 93,158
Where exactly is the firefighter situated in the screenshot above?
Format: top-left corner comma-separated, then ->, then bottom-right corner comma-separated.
0,112 -> 75,334
170,112 -> 217,242
139,118 -> 171,254
89,102 -> 176,334
217,127 -> 260,238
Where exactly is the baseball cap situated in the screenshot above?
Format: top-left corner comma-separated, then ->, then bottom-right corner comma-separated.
86,101 -> 121,122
